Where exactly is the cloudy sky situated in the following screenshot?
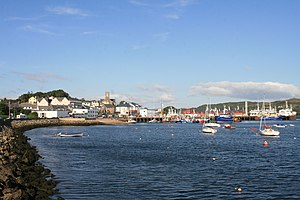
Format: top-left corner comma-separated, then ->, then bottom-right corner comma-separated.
1,0 -> 300,108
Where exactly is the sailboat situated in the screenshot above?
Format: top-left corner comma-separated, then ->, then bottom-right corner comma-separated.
259,117 -> 280,136
202,106 -> 217,134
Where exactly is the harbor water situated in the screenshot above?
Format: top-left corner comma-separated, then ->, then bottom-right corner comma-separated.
25,121 -> 300,199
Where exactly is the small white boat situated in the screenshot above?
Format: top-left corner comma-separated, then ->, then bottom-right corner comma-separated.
202,126 -> 217,134
149,119 -> 159,123
128,119 -> 137,124
260,128 -> 280,136
57,132 -> 84,137
273,124 -> 287,128
204,122 -> 220,128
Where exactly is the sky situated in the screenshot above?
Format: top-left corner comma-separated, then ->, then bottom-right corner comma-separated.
1,0 -> 300,108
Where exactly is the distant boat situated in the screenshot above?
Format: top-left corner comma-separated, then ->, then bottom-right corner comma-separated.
273,124 -> 287,128
202,126 -> 217,134
204,122 -> 221,128
128,119 -> 137,124
215,114 -> 233,123
259,117 -> 280,136
149,119 -> 159,123
262,116 -> 282,120
224,123 -> 236,129
57,132 -> 84,137
202,118 -> 218,133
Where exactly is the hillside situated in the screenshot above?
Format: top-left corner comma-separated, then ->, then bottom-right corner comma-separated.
191,98 -> 300,115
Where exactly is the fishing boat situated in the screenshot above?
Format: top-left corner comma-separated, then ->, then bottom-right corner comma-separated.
215,114 -> 233,123
57,132 -> 84,137
259,117 -> 280,136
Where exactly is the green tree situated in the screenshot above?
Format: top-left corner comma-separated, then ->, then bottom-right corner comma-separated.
28,112 -> 38,119
0,101 -> 9,116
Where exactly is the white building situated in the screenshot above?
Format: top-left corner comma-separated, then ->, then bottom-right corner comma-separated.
36,110 -> 69,118
71,108 -> 98,118
115,101 -> 142,117
139,108 -> 157,117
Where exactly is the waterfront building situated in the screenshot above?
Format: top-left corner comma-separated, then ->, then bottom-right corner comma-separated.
36,110 -> 69,118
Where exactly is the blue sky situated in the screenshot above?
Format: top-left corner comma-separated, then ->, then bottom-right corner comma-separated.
1,0 -> 300,108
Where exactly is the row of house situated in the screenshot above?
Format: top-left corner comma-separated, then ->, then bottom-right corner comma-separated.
18,92 -> 162,119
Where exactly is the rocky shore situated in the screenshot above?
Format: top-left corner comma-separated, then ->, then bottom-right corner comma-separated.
0,124 -> 61,199
0,118 -> 127,199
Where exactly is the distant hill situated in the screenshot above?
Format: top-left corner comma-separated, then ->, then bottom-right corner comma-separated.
18,89 -> 70,103
188,98 -> 300,115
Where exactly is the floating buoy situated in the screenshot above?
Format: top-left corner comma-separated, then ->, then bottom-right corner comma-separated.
234,187 -> 243,192
263,141 -> 268,146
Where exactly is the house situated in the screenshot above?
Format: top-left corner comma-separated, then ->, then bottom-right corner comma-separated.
37,97 -> 51,107
101,104 -> 115,115
51,97 -> 70,106
28,96 -> 38,104
36,110 -> 69,118
71,107 -> 98,119
69,98 -> 83,109
115,101 -> 141,117
139,108 -> 157,117
19,103 -> 37,110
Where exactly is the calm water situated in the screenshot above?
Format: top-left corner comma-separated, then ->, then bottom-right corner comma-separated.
26,121 -> 300,199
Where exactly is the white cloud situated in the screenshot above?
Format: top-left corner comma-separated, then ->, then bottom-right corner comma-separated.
19,25 -> 58,36
131,44 -> 148,50
46,6 -> 90,16
190,81 -> 300,101
6,16 -> 43,21
138,84 -> 172,93
153,32 -> 170,41
14,71 -> 66,83
163,0 -> 198,8
129,0 -> 149,6
165,14 -> 180,20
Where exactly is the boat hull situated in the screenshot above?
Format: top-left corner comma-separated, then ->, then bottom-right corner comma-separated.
202,127 -> 217,134
260,129 -> 280,136
215,115 -> 233,123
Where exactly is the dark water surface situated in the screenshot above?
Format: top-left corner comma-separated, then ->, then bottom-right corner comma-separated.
26,121 -> 300,199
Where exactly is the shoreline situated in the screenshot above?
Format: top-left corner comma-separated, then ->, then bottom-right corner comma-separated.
0,118 -> 127,200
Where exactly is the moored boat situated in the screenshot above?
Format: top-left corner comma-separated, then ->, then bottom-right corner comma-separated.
273,123 -> 287,128
202,126 -> 217,134
57,132 -> 84,137
215,114 -> 233,123
259,117 -> 280,136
